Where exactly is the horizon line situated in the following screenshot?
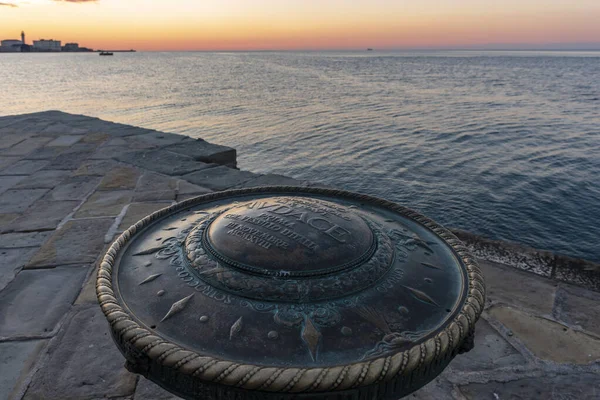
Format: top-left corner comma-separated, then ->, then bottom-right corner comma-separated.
82,47 -> 600,52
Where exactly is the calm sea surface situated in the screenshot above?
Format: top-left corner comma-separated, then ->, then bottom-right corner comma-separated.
1,51 -> 599,262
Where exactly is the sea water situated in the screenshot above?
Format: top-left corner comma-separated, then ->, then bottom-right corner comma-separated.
1,51 -> 599,261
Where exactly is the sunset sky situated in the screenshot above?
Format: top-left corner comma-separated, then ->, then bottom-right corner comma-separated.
1,0 -> 599,51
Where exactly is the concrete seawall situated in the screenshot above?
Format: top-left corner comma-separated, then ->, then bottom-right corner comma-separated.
0,111 -> 598,400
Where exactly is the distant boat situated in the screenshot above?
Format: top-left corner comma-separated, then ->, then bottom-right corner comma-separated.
99,51 -> 113,56
367,48 -> 374,51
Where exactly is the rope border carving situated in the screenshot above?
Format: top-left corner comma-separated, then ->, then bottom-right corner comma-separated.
96,186 -> 485,393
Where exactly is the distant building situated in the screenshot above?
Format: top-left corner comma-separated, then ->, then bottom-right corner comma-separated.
63,43 -> 79,52
0,39 -> 23,52
33,39 -> 61,52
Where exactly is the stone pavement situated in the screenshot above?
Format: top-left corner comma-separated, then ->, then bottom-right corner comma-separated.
0,111 -> 599,400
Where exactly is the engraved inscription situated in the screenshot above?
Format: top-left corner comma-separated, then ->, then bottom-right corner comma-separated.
225,212 -> 318,251
224,221 -> 290,250
267,205 -> 351,243
239,198 -> 353,244
270,197 -> 352,221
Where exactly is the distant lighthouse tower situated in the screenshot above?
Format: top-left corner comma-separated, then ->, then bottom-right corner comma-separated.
21,31 -> 25,45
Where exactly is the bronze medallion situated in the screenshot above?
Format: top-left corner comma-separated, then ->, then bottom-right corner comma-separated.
98,187 -> 485,399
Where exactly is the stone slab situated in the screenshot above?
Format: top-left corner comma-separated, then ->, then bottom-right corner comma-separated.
176,179 -> 212,195
23,146 -> 65,160
0,340 -> 47,400
0,189 -> 49,214
0,176 -> 27,195
0,231 -> 51,248
72,159 -> 120,176
0,134 -> 26,149
4,200 -> 78,232
13,170 -> 71,190
0,156 -> 21,171
89,145 -> 140,160
133,190 -> 176,202
0,247 -> 39,291
181,165 -> 258,190
80,133 -> 110,145
97,122 -> 150,137
0,160 -> 49,176
97,165 -> 141,191
133,378 -> 181,400
26,218 -> 114,268
127,130 -> 187,147
0,266 -> 89,338
137,172 -> 178,192
554,258 -> 600,294
489,306 -> 600,364
46,135 -> 82,147
454,229 -> 600,292
0,137 -> 52,157
105,138 -> 127,146
45,176 -> 101,201
39,121 -> 86,136
74,190 -> 132,218
0,214 -> 18,229
74,265 -> 98,305
117,202 -> 170,232
554,284 -> 600,336
449,318 -> 526,371
164,138 -> 236,166
46,150 -> 92,170
459,373 -> 600,400
479,260 -> 557,315
0,120 -> 51,136
23,306 -> 137,400
117,149 -> 214,176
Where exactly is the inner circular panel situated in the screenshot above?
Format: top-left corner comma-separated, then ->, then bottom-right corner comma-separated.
204,197 -> 375,277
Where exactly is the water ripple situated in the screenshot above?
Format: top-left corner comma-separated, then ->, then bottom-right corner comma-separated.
1,51 -> 599,261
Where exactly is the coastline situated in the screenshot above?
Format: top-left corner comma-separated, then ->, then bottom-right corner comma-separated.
2,110 -> 597,289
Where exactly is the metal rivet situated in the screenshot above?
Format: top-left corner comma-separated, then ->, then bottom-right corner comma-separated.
157,290 -> 165,297
199,316 -> 209,323
398,306 -> 409,315
341,326 -> 352,336
268,331 -> 279,340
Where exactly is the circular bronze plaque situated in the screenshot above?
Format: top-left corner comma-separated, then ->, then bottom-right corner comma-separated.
98,187 -> 485,399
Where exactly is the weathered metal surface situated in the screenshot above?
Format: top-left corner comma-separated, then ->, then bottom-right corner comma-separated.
97,187 -> 485,399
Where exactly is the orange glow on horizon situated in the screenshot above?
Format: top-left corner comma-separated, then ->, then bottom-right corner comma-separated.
1,0 -> 599,51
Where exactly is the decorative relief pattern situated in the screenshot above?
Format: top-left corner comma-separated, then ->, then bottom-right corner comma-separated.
98,186 -> 485,396
403,286 -> 440,307
139,273 -> 162,285
184,215 -> 395,303
354,306 -> 432,360
230,317 -> 243,340
302,317 -> 322,361
160,294 -> 194,322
